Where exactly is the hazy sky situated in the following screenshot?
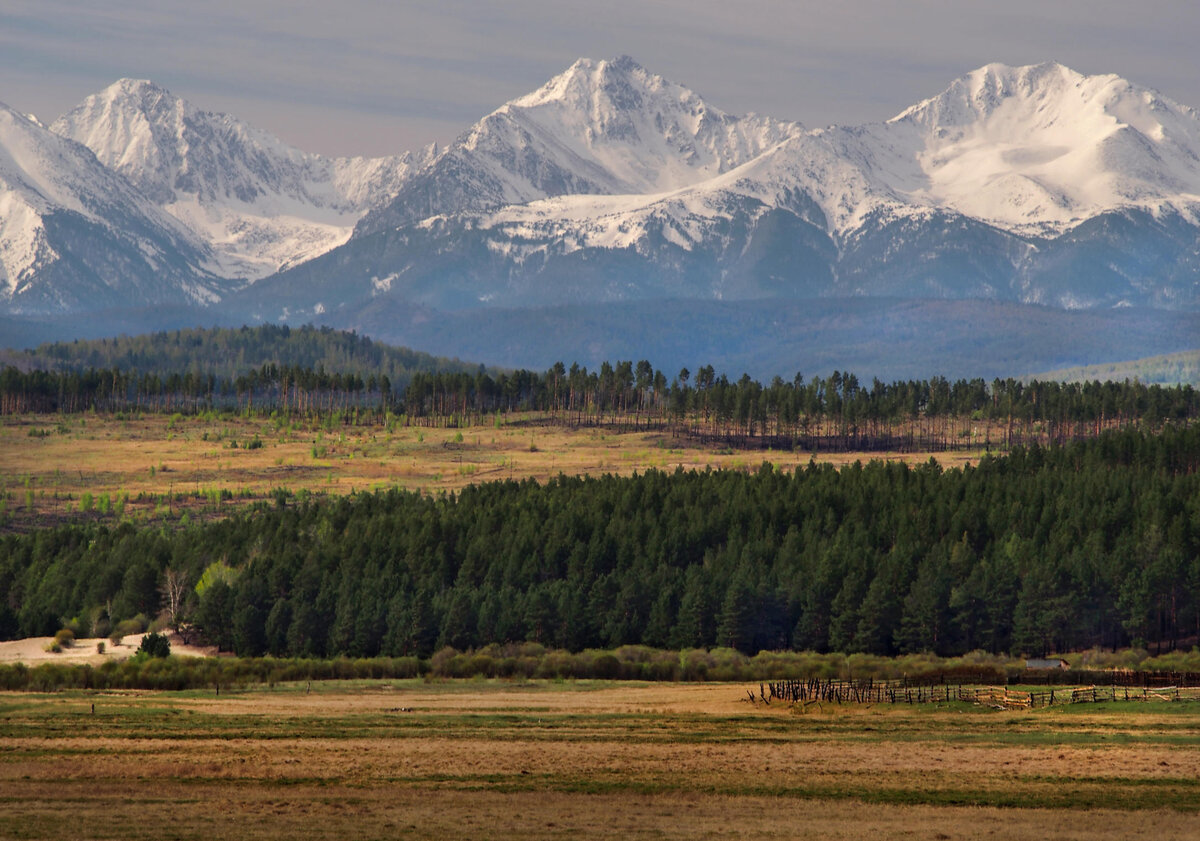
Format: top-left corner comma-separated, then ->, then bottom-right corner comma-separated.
3,1 -> 1198,157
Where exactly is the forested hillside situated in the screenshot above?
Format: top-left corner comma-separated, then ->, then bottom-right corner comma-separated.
0,325 -> 486,389
3,427 -> 1197,658
1034,350 -> 1200,387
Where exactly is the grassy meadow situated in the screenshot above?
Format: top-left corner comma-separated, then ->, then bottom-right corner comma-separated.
2,680 -> 1200,839
0,411 -> 991,531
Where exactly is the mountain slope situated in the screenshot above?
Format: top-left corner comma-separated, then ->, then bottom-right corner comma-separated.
354,56 -> 799,236
1031,348 -> 1200,385
0,102 -> 222,314
52,79 -> 427,279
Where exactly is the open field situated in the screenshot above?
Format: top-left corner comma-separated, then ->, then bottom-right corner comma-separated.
3,681 -> 1200,839
0,412 -> 993,530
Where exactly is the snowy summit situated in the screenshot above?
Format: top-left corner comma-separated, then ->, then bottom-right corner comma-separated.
2,57 -> 1200,317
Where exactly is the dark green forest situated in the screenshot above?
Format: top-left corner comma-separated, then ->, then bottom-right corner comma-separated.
3,427 -> 1197,658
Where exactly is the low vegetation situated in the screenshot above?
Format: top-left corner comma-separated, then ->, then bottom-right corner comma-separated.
5,644 -> 1200,693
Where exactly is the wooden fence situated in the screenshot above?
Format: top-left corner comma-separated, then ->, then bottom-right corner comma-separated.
751,678 -> 1197,709
1018,670 -> 1200,687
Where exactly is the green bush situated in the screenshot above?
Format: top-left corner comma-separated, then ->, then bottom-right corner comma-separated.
591,654 -> 621,680
137,632 -> 171,658
53,629 -> 75,648
110,616 -> 147,646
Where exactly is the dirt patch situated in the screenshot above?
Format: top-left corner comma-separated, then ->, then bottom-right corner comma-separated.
0,632 -> 218,665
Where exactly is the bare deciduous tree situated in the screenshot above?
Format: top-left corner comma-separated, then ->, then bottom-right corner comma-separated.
160,567 -> 191,640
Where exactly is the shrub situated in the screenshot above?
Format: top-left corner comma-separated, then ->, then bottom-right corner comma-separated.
429,646 -> 460,676
110,616 -> 147,647
114,616 -> 146,637
53,629 -> 75,648
88,608 -> 111,640
96,642 -> 106,655
591,654 -> 621,680
138,632 -> 171,658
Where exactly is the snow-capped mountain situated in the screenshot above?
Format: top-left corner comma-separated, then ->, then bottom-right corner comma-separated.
255,59 -> 1199,317
354,56 -> 800,236
4,57 -> 1200,347
52,79 -> 428,279
703,61 -> 1200,239
886,62 -> 1200,234
0,101 -> 221,314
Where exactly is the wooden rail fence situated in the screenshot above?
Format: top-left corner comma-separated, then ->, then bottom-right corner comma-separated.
750,679 -> 1195,709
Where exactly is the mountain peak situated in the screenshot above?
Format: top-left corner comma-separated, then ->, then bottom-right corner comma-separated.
352,56 -> 799,236
509,55 -> 658,113
887,61 -> 1185,129
91,78 -> 184,120
51,78 -> 416,280
107,77 -> 169,96
0,93 -> 220,312
892,61 -> 1076,125
869,61 -> 1200,234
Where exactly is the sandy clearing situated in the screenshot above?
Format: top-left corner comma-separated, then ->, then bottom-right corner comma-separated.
0,631 -> 219,665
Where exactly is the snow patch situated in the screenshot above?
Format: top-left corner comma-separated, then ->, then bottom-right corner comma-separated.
371,273 -> 397,295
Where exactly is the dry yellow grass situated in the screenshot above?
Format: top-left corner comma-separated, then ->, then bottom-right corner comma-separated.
2,682 -> 1199,840
0,412 -> 990,529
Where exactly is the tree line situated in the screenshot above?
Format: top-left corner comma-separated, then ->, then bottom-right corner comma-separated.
2,426 -> 1197,659
2,356 -> 1196,451
404,363 -> 1199,450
